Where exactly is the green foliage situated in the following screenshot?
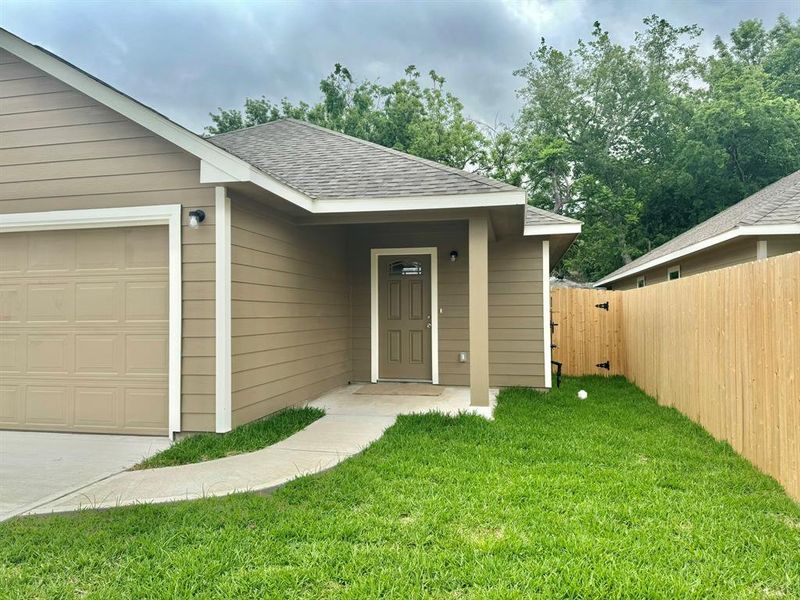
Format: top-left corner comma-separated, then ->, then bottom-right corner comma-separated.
3,377 -> 798,597
206,15 -> 800,282
206,64 -> 485,169
515,14 -> 800,281
133,407 -> 324,469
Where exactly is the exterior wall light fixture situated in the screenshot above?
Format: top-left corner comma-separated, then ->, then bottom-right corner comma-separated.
188,209 -> 206,229
449,250 -> 458,263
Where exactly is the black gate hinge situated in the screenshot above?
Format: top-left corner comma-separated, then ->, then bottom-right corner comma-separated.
595,302 -> 609,311
596,361 -> 610,370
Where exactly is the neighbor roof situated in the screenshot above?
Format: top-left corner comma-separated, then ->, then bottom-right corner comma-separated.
209,119 -> 518,200
596,170 -> 800,286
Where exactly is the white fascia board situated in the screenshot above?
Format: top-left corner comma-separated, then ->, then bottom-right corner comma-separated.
594,223 -> 800,287
738,224 -> 800,236
311,190 -> 526,214
199,161 -> 316,212
524,223 -> 582,236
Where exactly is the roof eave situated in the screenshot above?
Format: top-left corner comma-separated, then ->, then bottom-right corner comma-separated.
524,223 -> 582,236
594,223 -> 800,287
0,29 -> 536,216
309,190 -> 526,214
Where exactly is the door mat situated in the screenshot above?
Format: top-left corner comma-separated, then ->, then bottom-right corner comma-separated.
354,383 -> 444,396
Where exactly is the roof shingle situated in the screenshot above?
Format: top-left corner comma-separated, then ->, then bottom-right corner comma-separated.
600,170 -> 800,283
209,119 -> 520,200
525,205 -> 582,227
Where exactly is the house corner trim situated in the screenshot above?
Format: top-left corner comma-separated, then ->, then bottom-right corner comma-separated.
215,187 -> 232,432
543,240 -> 552,389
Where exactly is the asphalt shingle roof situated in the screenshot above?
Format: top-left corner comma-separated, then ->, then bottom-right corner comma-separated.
209,119 -> 520,200
525,205 -> 582,227
600,170 -> 800,283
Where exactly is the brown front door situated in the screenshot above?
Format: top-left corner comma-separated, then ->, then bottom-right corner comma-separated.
378,254 -> 432,381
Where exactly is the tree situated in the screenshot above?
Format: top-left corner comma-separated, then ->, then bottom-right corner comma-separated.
514,17 -> 702,280
205,65 -> 486,170
515,14 -> 800,281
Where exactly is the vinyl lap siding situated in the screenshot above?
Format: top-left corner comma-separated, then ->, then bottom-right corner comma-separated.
488,238 -> 545,388
229,196 -> 350,427
613,237 -> 759,290
348,222 -> 546,388
347,221 -> 469,385
0,50 -> 217,431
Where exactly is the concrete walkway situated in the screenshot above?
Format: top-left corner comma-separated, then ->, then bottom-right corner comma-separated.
23,385 -> 495,517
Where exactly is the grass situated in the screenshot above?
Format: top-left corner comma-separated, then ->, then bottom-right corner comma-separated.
2,376 -> 798,599
133,406 -> 325,469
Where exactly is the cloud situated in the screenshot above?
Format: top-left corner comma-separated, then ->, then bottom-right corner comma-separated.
4,0 -> 798,133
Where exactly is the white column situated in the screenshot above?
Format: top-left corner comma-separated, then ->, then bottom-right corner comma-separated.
542,240 -> 552,388
215,187 -> 232,432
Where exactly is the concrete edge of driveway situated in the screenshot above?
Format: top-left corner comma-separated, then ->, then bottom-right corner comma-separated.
4,467 -> 135,521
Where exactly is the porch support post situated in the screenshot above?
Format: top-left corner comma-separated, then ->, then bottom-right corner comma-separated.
468,215 -> 490,406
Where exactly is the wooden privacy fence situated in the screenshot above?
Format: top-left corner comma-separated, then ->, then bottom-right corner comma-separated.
551,252 -> 800,500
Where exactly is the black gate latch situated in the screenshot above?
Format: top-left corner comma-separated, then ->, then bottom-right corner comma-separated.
596,361 -> 610,370
595,302 -> 609,311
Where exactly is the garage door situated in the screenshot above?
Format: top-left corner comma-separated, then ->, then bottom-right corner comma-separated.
0,226 -> 169,435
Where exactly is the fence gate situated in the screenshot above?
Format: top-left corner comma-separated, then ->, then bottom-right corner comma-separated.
550,288 -> 623,376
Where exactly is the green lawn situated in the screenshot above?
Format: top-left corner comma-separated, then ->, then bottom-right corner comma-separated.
2,377 -> 798,599
133,406 -> 325,469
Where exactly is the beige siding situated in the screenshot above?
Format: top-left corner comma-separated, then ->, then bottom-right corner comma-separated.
613,237 -> 758,290
348,223 -> 545,389
488,237 -> 545,388
0,50 -> 217,431
348,222 -> 469,385
229,195 -> 350,426
766,235 -> 800,258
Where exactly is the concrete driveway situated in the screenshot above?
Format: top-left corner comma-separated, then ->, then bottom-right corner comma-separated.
0,431 -> 170,521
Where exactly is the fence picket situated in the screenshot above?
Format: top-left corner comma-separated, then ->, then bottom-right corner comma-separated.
551,251 -> 800,500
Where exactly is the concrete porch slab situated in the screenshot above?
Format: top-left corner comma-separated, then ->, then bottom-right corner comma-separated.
307,384 -> 498,420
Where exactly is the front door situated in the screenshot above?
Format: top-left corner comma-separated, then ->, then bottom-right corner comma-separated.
378,254 -> 432,381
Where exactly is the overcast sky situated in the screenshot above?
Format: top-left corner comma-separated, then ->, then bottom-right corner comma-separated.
4,0 -> 798,133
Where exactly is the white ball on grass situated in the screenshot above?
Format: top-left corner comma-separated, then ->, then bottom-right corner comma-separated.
577,390 -> 588,400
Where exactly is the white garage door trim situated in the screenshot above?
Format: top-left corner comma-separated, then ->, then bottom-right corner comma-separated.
0,205 -> 182,438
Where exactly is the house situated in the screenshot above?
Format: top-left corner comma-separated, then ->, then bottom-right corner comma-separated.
0,29 -> 581,438
596,171 -> 800,290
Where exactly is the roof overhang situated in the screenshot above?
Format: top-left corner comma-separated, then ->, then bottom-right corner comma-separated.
523,221 -> 582,267
594,223 -> 800,287
524,223 -> 582,236
1,28 -> 528,217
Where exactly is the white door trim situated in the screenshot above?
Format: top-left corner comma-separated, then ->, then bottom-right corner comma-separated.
370,247 -> 439,384
0,205 -> 183,438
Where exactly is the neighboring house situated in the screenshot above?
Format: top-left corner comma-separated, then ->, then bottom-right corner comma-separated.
596,171 -> 800,290
0,29 -> 581,438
